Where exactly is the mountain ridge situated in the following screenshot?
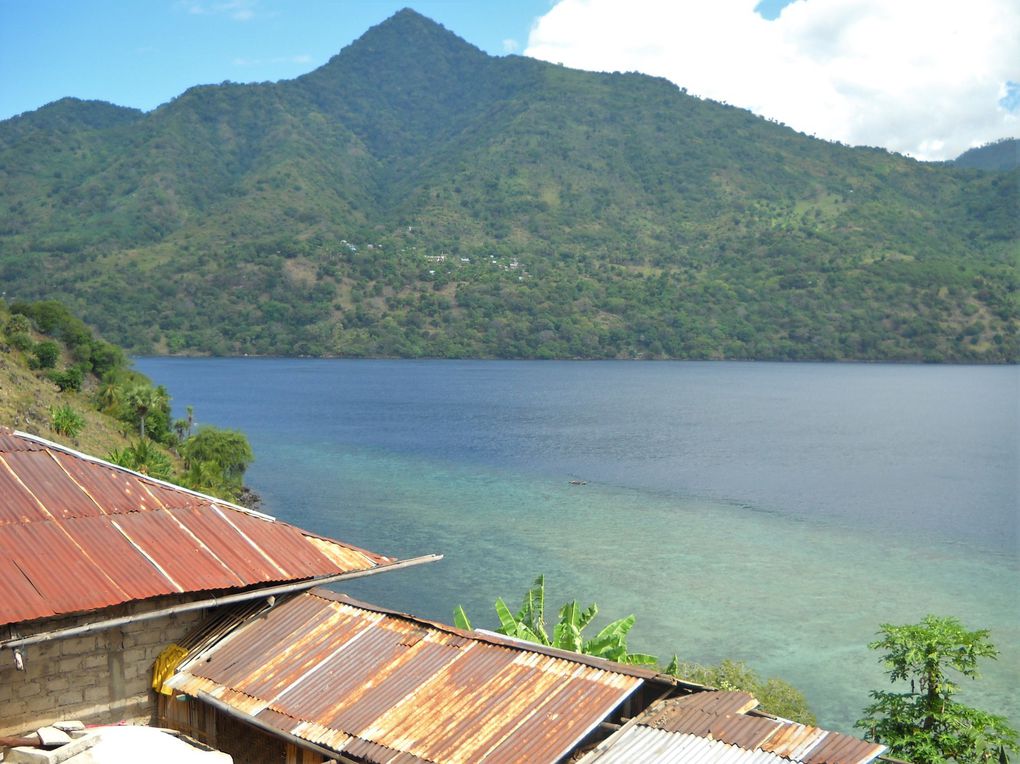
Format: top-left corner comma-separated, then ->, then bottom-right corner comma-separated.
0,10 -> 1015,362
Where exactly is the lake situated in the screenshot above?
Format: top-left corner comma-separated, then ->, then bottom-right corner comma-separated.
135,358 -> 1019,733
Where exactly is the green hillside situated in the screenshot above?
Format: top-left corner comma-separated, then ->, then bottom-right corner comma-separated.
0,9 -> 1016,361
954,139 -> 1018,172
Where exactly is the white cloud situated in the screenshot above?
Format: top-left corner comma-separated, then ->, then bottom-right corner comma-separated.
503,38 -> 520,53
525,0 -> 1020,160
179,0 -> 259,22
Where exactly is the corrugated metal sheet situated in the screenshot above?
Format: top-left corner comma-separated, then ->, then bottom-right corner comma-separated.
799,730 -> 888,764
580,727 -> 793,764
0,428 -> 393,627
169,589 -> 651,764
583,692 -> 886,764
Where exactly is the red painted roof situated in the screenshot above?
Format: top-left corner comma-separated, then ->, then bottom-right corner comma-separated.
0,429 -> 393,627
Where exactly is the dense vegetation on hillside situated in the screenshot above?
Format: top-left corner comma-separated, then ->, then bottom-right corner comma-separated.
0,10 -> 1016,361
953,138 -> 1018,172
0,298 -> 253,501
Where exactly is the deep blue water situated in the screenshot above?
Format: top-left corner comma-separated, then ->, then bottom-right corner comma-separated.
135,358 -> 1019,732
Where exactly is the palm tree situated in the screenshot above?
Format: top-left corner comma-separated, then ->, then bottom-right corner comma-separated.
125,385 -> 164,439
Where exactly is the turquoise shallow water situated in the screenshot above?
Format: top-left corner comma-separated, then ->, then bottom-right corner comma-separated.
135,359 -> 1019,733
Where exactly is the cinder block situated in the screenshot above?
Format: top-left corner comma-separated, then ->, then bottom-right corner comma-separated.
45,676 -> 71,693
27,692 -> 59,714
55,688 -> 84,707
57,656 -> 84,674
82,654 -> 106,671
11,679 -> 43,699
82,685 -> 108,704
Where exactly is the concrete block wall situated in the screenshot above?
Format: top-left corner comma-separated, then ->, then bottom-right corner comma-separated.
1,596 -> 209,736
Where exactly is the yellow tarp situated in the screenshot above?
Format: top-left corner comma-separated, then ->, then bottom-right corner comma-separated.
152,643 -> 189,695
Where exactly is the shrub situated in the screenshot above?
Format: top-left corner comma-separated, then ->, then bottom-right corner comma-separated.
666,659 -> 816,725
8,331 -> 33,351
107,440 -> 173,480
30,340 -> 60,370
50,404 -> 85,438
48,365 -> 85,392
5,314 -> 31,335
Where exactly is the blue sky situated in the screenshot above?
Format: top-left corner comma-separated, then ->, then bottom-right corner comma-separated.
1,0 -> 1015,160
0,1 -> 555,120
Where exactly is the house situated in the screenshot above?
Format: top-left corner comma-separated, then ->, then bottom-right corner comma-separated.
0,428 -> 435,736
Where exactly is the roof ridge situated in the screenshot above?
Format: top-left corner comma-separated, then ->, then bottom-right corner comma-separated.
311,588 -> 681,683
10,429 -> 278,522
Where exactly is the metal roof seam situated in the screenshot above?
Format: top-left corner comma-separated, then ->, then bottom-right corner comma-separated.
544,682 -> 643,764
109,517 -> 186,593
267,610 -> 387,710
0,453 -> 56,521
210,504 -> 290,578
44,448 -> 111,516
10,429 -> 279,522
795,730 -> 830,761
164,508 -> 249,588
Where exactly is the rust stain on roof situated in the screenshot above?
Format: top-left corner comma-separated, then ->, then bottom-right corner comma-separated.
586,691 -> 886,764
0,428 -> 393,627
169,589 -> 652,764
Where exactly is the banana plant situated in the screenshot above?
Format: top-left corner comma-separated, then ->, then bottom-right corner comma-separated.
454,575 -> 658,667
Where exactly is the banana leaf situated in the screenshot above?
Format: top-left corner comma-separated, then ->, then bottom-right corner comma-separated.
583,614 -> 637,660
517,575 -> 549,643
623,652 -> 660,667
495,597 -> 521,636
453,605 -> 472,631
553,620 -> 583,653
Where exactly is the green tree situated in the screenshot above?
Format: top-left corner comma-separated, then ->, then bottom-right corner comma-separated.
855,615 -> 1018,764
179,426 -> 254,500
125,384 -> 166,439
455,575 -> 657,666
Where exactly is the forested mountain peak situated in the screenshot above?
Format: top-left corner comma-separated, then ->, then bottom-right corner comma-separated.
294,8 -> 497,160
954,138 -> 1019,171
0,10 -> 1015,362
0,98 -> 143,148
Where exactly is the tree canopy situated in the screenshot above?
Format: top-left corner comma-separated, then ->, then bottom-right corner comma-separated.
856,615 -> 1018,763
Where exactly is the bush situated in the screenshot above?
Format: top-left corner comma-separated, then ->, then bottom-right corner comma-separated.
48,365 -> 85,392
8,331 -> 33,351
30,340 -> 60,369
5,314 -> 31,335
107,440 -> 173,481
666,659 -> 816,725
50,404 -> 85,438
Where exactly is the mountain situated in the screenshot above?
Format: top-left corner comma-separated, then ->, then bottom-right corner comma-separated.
0,9 -> 1016,361
954,139 -> 1019,172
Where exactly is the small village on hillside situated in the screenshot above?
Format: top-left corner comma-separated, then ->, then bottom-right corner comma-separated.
0,427 -> 890,763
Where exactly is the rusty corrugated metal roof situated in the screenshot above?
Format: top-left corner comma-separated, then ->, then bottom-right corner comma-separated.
580,727 -> 794,764
168,589 -> 661,764
579,691 -> 886,764
0,428 -> 393,627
